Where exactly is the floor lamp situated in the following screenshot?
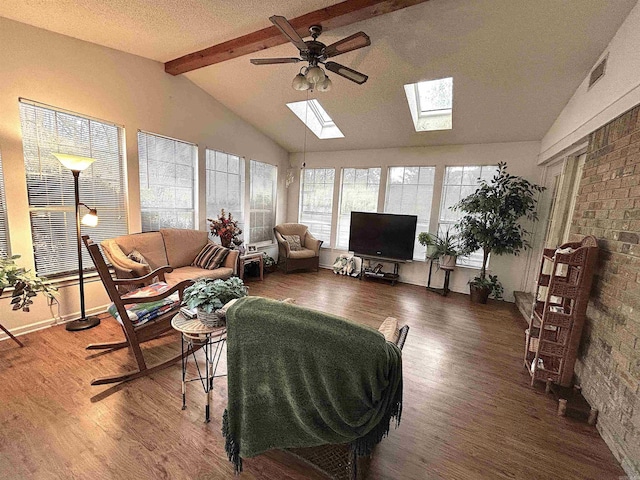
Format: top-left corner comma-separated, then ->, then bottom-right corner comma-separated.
53,153 -> 101,332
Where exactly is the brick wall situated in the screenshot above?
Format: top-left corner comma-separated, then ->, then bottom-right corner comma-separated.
570,104 -> 640,477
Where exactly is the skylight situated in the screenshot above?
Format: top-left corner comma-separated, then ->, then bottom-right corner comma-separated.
286,100 -> 344,139
404,77 -> 453,132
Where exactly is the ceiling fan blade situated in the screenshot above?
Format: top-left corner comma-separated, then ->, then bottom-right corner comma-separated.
323,32 -> 371,58
250,57 -> 301,65
269,15 -> 308,52
324,61 -> 368,85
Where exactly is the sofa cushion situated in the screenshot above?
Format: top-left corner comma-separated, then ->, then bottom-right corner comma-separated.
101,239 -> 152,277
112,232 -> 169,270
160,228 -> 209,268
164,266 -> 234,285
288,248 -> 317,259
378,317 -> 399,343
127,249 -> 149,266
192,243 -> 230,270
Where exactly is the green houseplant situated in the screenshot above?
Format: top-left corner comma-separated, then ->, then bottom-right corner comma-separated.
1,255 -> 57,312
183,277 -> 248,326
417,229 -> 459,270
453,162 -> 544,303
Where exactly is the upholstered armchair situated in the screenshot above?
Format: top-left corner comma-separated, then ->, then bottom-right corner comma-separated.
273,223 -> 323,273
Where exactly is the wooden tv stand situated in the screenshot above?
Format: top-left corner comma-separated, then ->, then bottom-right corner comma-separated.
355,254 -> 409,286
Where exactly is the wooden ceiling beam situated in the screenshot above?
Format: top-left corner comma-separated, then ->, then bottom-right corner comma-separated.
165,0 -> 430,76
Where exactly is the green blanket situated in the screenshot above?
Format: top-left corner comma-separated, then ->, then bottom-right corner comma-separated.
222,297 -> 403,473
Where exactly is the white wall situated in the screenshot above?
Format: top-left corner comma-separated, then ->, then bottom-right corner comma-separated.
0,17 -> 288,339
288,142 -> 542,302
539,0 -> 640,163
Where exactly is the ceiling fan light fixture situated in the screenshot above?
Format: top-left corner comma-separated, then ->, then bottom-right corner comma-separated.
305,66 -> 326,85
292,73 -> 310,91
317,75 -> 332,92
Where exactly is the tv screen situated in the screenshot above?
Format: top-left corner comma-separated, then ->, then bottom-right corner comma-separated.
348,212 -> 417,260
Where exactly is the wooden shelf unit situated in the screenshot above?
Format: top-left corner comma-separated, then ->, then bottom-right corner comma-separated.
524,236 -> 598,387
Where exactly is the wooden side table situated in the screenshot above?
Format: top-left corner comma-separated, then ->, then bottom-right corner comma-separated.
171,313 -> 227,423
238,252 -> 264,281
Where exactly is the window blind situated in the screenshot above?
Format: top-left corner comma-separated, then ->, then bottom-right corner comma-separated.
336,167 -> 381,249
138,131 -> 197,231
439,165 -> 499,268
206,149 -> 244,232
0,150 -> 10,256
19,100 -> 128,277
384,166 -> 435,260
299,168 -> 335,245
249,160 -> 277,244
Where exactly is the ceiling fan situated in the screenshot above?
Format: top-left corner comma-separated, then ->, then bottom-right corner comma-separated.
250,15 -> 371,92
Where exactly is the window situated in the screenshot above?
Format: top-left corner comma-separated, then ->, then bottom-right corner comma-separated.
249,160 -> 277,244
206,149 -> 244,231
138,131 -> 197,231
384,166 -> 435,260
404,77 -> 453,132
299,168 -> 335,245
0,150 -> 9,256
19,99 -> 128,276
337,167 -> 381,249
286,100 -> 344,139
439,165 -> 498,268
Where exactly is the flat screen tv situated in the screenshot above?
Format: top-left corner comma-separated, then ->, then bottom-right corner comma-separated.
348,212 -> 417,260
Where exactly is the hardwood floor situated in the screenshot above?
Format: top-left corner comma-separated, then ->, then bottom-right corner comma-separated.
0,269 -> 625,479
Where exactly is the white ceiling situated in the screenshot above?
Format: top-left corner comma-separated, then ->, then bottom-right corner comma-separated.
0,0 -> 636,153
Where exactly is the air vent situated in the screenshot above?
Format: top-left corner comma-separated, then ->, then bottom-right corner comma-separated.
588,56 -> 607,89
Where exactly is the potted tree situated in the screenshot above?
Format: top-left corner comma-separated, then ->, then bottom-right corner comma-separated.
453,162 -> 544,303
182,277 -> 248,327
418,229 -> 459,270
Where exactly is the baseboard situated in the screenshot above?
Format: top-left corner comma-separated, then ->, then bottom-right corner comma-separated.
0,304 -> 109,342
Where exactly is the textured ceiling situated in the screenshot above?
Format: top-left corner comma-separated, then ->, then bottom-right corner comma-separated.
1,0 -> 636,153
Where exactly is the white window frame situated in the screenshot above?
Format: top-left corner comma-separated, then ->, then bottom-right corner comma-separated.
0,150 -> 10,257
249,160 -> 277,246
19,98 -> 128,277
384,166 -> 435,261
404,77 -> 453,132
205,149 -> 245,234
439,165 -> 498,269
336,167 -> 382,250
138,131 -> 197,232
299,168 -> 335,247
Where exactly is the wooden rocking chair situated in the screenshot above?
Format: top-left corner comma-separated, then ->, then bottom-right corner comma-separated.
83,235 -> 198,386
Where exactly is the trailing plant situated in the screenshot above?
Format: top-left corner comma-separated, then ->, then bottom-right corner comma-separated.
0,255 -> 57,312
453,162 -> 544,298
417,230 -> 459,260
262,252 -> 276,268
183,277 -> 248,314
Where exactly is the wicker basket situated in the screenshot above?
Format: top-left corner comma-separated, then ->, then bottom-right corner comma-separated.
197,308 -> 224,327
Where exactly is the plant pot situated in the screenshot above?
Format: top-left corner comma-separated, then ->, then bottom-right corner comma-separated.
197,307 -> 224,327
469,284 -> 491,304
439,255 -> 457,270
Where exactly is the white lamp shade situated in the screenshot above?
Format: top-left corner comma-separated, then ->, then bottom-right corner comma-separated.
305,66 -> 326,85
292,73 -> 310,91
52,153 -> 96,172
81,210 -> 99,227
317,76 -> 332,92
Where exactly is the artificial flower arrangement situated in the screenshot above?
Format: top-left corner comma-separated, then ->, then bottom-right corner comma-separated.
208,209 -> 243,248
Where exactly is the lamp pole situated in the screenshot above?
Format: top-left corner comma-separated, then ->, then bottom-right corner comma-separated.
66,169 -> 100,331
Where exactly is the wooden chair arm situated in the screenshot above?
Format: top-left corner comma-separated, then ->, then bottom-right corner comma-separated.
274,231 -> 291,256
121,279 -> 194,305
112,265 -> 174,285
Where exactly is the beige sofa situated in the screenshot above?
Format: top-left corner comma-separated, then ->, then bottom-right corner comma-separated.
101,228 -> 238,286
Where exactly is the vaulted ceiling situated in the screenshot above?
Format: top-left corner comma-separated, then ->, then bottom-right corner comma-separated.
0,0 -> 636,152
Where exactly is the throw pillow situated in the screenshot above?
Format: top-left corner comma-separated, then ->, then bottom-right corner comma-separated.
193,243 -> 230,270
127,249 -> 149,267
283,234 -> 303,251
